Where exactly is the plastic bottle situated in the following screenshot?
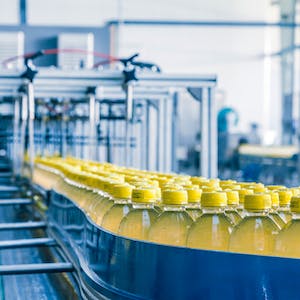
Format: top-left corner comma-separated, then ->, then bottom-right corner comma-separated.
101,184 -> 133,233
268,191 -> 286,229
290,187 -> 300,196
274,195 -> 300,258
277,190 -> 293,223
148,190 -> 193,246
236,188 -> 254,215
186,192 -> 232,250
118,187 -> 159,240
184,185 -> 202,221
229,194 -> 279,255
224,190 -> 242,225
92,181 -> 120,224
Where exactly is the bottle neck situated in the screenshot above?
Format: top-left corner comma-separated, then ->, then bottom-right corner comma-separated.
201,207 -> 225,214
162,204 -> 185,211
292,213 -> 300,220
132,202 -> 155,209
226,204 -> 238,210
279,204 -> 290,209
186,203 -> 201,209
114,197 -> 131,204
271,206 -> 279,211
244,209 -> 269,217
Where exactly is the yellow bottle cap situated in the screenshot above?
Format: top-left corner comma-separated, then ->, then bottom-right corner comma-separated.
220,180 -> 237,185
102,180 -> 118,194
156,177 -> 170,188
190,176 -> 208,185
201,186 -> 222,192
268,191 -> 279,208
161,183 -> 183,191
111,184 -> 133,199
236,189 -> 254,204
185,187 -> 202,203
278,190 -> 292,206
220,184 -> 241,190
244,194 -> 271,210
181,184 -> 198,189
198,181 -> 220,189
249,186 -> 267,193
132,187 -> 157,203
267,185 -> 286,191
290,188 -> 300,196
201,192 -> 227,208
162,190 -> 188,205
290,196 -> 300,213
224,190 -> 239,206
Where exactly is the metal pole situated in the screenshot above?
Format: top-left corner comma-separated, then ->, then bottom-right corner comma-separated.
27,82 -> 35,179
125,83 -> 134,167
200,87 -> 218,178
208,87 -> 218,178
95,99 -> 100,161
280,0 -> 296,145
88,92 -> 97,161
12,97 -> 20,177
171,92 -> 178,173
20,91 -> 28,177
200,88 -> 209,178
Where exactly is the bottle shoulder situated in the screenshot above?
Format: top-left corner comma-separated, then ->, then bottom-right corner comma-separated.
155,210 -> 193,224
232,215 -> 279,233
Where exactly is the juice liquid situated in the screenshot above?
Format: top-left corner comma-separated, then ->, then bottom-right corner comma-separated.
229,194 -> 279,255
118,187 -> 159,240
224,190 -> 242,225
225,207 -> 242,225
184,186 -> 202,221
274,196 -> 300,258
277,190 -> 292,223
187,192 -> 232,250
148,190 -> 193,246
93,195 -> 114,224
101,184 -> 133,233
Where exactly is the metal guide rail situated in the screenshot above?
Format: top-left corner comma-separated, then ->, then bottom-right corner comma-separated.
48,189 -> 300,300
0,68 -> 217,178
0,162 -> 79,299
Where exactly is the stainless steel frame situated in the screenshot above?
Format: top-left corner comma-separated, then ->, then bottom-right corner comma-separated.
0,68 -> 217,177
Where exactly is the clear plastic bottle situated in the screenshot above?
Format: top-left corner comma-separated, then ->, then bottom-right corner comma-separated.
187,192 -> 232,250
148,190 -> 193,247
92,181 -> 117,224
236,188 -> 254,215
224,190 -> 242,225
101,184 -> 133,233
274,195 -> 300,258
268,191 -> 286,229
229,194 -> 279,255
290,187 -> 300,197
184,185 -> 202,221
118,187 -> 159,240
277,190 -> 293,224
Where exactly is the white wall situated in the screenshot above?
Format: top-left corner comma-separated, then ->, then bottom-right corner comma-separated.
0,0 -> 19,25
27,0 -> 118,26
113,0 -> 282,143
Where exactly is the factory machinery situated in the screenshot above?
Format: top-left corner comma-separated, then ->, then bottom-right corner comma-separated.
0,58 -> 300,298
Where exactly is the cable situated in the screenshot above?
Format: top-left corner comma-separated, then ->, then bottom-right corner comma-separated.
1,48 -> 119,67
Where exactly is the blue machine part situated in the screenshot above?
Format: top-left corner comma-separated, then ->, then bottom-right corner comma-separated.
48,191 -> 300,300
218,107 -> 239,133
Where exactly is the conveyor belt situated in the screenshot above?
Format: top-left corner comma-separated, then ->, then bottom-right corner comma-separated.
0,167 -> 79,299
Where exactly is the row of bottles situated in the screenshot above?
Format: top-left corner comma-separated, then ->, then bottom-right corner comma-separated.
33,156 -> 300,258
